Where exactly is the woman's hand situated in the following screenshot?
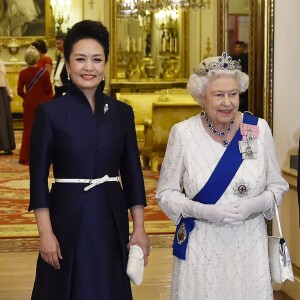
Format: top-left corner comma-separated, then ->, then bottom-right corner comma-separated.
39,231 -> 62,270
128,228 -> 151,265
183,201 -> 243,226
199,204 -> 244,226
231,190 -> 274,221
128,205 -> 151,265
34,208 -> 62,270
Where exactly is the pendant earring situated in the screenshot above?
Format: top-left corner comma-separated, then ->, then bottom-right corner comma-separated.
199,99 -> 204,111
67,72 -> 70,80
200,103 -> 204,111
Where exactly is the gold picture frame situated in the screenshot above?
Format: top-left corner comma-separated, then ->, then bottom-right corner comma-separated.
109,1 -> 189,81
0,0 -> 55,47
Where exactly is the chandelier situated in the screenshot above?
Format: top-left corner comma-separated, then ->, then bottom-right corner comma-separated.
117,0 -> 206,17
50,0 -> 71,33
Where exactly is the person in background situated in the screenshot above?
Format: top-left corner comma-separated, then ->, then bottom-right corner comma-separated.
17,45 -> 53,165
232,41 -> 248,112
156,53 -> 289,299
232,41 -> 248,74
53,32 -> 71,98
0,44 -> 15,154
29,20 -> 150,300
31,39 -> 53,75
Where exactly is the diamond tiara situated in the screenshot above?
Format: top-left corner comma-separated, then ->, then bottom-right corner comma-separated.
193,52 -> 242,77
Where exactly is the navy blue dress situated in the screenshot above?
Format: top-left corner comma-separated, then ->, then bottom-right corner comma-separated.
29,84 -> 146,300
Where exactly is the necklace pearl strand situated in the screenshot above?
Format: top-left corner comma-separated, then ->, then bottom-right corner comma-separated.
200,111 -> 234,147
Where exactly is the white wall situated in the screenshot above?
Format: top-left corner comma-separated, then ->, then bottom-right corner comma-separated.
273,1 -> 300,298
273,0 -> 300,167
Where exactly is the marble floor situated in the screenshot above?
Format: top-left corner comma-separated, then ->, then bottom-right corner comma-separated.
0,235 -> 293,300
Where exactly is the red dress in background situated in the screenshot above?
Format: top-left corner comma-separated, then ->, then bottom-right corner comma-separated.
17,66 -> 53,164
37,56 -> 53,70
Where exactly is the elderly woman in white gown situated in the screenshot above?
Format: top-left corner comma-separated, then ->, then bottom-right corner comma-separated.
156,53 -> 289,300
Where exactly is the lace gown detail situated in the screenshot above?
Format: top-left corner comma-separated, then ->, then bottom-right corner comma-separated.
156,114 -> 289,300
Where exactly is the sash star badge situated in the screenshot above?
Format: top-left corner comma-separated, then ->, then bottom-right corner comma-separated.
233,180 -> 250,197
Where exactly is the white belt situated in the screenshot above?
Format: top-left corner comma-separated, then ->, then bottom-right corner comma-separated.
55,175 -> 119,191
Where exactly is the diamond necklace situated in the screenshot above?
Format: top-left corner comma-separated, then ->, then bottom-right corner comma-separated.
200,111 -> 234,147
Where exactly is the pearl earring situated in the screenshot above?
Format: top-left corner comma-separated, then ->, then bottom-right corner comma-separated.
67,72 -> 70,80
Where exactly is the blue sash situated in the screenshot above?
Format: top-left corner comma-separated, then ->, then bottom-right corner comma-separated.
173,113 -> 258,260
26,68 -> 45,93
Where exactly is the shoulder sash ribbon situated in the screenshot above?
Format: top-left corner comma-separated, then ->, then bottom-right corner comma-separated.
173,113 -> 258,260
26,68 -> 46,93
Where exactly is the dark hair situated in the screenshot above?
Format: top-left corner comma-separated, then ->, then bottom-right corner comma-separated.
31,39 -> 47,54
55,31 -> 67,41
235,41 -> 247,48
64,20 -> 110,64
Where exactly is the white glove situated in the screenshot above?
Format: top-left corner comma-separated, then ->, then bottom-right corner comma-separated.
182,201 -> 243,226
231,190 -> 274,221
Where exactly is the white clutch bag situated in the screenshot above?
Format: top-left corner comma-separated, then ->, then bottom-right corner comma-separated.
126,245 -> 144,286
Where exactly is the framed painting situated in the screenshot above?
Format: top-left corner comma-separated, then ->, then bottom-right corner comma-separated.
0,0 -> 55,46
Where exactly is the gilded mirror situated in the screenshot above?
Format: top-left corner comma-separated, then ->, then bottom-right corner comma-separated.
110,1 -> 189,82
217,0 -> 274,128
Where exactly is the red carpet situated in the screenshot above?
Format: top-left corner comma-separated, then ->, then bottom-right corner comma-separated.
0,131 -> 174,238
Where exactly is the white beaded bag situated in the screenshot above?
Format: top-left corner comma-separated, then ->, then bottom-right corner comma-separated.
268,205 -> 294,283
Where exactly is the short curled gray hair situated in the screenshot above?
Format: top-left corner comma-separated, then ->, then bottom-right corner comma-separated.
24,45 -> 39,66
187,55 -> 249,105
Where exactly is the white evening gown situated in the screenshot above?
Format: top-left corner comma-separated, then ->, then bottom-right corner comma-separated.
156,113 -> 288,300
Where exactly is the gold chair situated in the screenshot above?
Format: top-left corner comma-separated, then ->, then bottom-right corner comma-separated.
142,102 -> 201,171
154,88 -> 189,95
116,93 -> 161,143
116,92 -> 195,144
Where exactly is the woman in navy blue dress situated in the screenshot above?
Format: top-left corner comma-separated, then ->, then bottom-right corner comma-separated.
29,20 -> 150,300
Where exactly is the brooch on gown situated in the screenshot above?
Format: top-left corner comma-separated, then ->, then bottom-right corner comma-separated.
177,223 -> 187,245
103,104 -> 109,114
233,179 -> 250,197
238,123 -> 259,159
